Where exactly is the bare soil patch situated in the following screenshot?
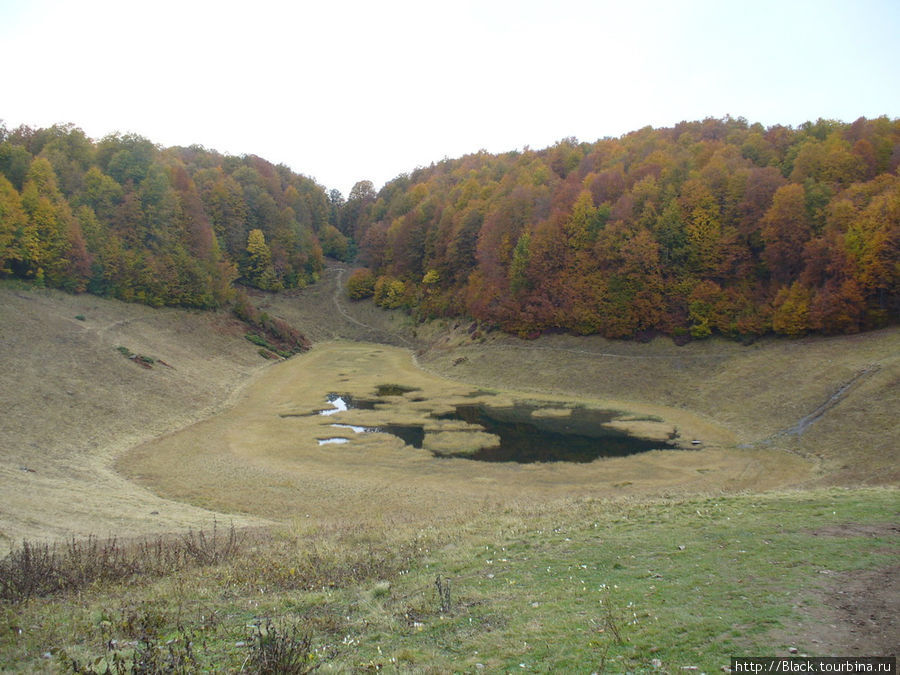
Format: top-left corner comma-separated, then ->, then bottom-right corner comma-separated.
768,521 -> 899,656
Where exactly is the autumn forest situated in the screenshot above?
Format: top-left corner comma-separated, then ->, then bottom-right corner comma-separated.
1,116 -> 898,340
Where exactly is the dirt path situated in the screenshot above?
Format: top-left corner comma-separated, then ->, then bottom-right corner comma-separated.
786,364 -> 882,435
768,522 -> 900,656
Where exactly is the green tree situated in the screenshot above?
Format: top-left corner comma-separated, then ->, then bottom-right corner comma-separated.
244,228 -> 280,290
0,174 -> 26,275
320,224 -> 351,261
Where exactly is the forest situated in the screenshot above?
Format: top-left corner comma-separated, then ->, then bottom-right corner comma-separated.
1,116 -> 898,339
341,116 -> 899,339
0,123 -> 352,308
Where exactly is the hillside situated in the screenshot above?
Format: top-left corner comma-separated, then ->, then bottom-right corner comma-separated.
1,275 -> 898,669
268,264 -> 900,486
0,283 -> 275,552
0,124 -> 341,309
340,116 -> 899,340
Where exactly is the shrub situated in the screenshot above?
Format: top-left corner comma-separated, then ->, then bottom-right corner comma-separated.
0,522 -> 245,603
233,290 -> 311,356
346,268 -> 375,300
373,276 -> 406,309
247,619 -> 319,674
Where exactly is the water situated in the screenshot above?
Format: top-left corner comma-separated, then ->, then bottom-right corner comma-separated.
314,394 -> 677,461
434,403 -> 676,463
316,395 -> 424,447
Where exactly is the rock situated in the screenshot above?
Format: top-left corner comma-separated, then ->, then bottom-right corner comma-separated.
789,647 -> 799,654
651,658 -> 663,668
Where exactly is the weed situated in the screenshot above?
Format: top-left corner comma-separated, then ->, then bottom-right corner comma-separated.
434,575 -> 452,614
61,622 -> 198,674
0,524 -> 245,603
180,520 -> 242,566
245,618 -> 320,674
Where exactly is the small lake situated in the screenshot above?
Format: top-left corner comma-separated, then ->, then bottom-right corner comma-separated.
434,403 -> 676,462
315,394 -> 677,463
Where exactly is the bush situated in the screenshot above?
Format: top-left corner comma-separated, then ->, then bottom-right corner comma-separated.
247,619 -> 320,674
233,290 -> 311,356
346,268 -> 375,300
373,276 -> 406,309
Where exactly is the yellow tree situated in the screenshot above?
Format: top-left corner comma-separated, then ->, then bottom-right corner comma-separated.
245,228 -> 280,290
0,174 -> 26,275
19,157 -> 74,285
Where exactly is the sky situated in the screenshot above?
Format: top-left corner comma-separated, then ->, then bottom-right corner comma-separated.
1,0 -> 898,196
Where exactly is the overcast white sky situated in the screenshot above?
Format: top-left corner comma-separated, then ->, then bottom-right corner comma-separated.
2,0 -> 898,196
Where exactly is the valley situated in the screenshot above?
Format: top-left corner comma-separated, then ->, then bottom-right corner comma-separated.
0,270 -> 897,670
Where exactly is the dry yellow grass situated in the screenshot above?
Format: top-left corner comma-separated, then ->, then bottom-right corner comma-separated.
117,340 -> 813,530
0,285 -> 271,554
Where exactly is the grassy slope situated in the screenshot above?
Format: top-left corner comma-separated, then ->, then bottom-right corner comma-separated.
0,283 -> 272,552
1,272 -> 897,671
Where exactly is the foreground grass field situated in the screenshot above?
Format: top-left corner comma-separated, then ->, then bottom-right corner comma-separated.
1,274 -> 898,671
2,488 -> 896,671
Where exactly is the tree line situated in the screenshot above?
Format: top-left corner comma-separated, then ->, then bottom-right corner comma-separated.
2,117 -> 897,341
340,116 -> 899,339
0,123 -> 353,308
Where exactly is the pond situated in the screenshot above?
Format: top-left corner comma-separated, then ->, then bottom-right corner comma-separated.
315,393 -> 677,463
433,403 -> 676,463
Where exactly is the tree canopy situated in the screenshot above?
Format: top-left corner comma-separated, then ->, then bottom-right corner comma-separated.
341,116 -> 899,339
0,123 -> 328,307
2,116 -> 897,341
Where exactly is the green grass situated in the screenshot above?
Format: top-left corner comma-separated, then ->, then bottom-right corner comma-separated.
2,487 -> 896,672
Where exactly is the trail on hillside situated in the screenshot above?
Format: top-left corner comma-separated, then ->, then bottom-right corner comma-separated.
742,364 -> 883,448
786,364 -> 882,435
324,265 -> 416,349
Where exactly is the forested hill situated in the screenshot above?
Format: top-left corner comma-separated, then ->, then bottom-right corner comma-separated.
341,116 -> 899,339
0,123 -> 352,307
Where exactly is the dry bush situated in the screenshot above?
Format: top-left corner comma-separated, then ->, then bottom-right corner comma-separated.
246,618 -> 321,674
0,522 -> 245,603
